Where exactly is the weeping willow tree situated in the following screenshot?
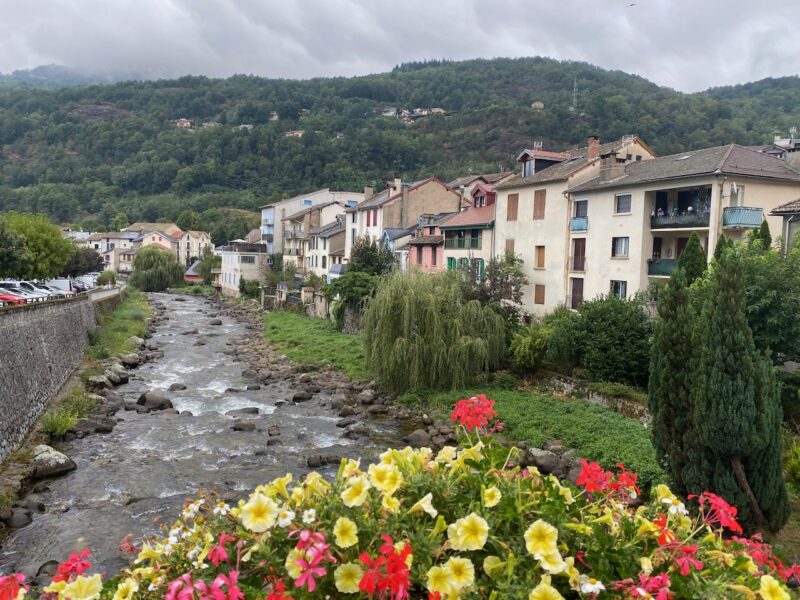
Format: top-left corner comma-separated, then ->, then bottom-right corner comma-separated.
129,246 -> 184,292
362,271 -> 505,393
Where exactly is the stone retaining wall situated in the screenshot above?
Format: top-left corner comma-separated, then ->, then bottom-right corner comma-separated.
0,298 -> 97,461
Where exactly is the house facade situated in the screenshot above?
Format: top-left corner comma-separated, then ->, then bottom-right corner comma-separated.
282,202 -> 349,273
406,214 -> 456,273
219,229 -> 269,297
494,136 -> 656,315
177,230 -> 213,266
344,178 -> 465,260
564,144 -> 800,308
770,198 -> 800,252
306,215 -> 347,279
260,189 -> 363,256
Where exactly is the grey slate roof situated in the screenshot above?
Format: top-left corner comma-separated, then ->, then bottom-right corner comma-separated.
185,260 -> 202,277
567,145 -> 800,194
283,200 -> 338,221
383,228 -> 412,241
351,188 -> 390,211
309,215 -> 346,237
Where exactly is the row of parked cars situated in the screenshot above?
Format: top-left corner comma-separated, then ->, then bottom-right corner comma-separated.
0,273 -> 102,307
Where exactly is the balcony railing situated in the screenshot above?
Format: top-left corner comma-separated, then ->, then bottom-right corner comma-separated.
444,238 -> 481,250
650,212 -> 710,229
283,227 -> 306,239
261,233 -> 274,243
570,216 -> 588,232
723,206 -> 764,228
648,258 -> 679,277
569,255 -> 586,272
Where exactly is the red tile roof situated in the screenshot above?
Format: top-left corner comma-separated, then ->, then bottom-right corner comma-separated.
440,204 -> 495,229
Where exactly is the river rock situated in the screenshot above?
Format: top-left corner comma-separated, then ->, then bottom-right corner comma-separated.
136,392 -> 173,411
86,375 -> 111,391
232,421 -> 256,432
120,353 -> 141,368
3,508 -> 32,529
344,425 -> 369,439
193,340 -> 206,346
36,560 -> 59,578
209,319 -> 223,326
225,387 -> 243,393
128,335 -> 145,348
109,364 -> 129,383
30,445 -> 77,480
181,328 -> 199,335
357,389 -> 376,405
104,370 -> 121,386
267,425 -> 280,437
242,369 -> 257,378
71,418 -> 114,436
404,429 -> 432,447
525,448 -> 566,476
226,407 -> 259,416
292,391 -> 313,402
246,384 -> 261,390
146,341 -> 159,351
337,417 -> 357,428
169,383 -> 187,391
366,405 -> 388,415
23,499 -> 45,513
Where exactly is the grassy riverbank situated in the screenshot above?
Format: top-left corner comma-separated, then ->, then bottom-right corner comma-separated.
263,311 -> 369,379
86,291 -> 151,360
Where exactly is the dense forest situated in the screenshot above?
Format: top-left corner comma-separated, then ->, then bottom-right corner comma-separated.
0,57 -> 798,233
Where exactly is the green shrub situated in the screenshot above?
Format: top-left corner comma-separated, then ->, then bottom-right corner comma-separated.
239,277 -> 260,299
510,321 -> 550,376
41,408 -> 78,436
129,246 -> 184,291
779,371 -> 800,428
785,433 -> 800,492
544,307 -> 584,374
62,390 -> 97,417
96,269 -> 117,286
578,295 -> 652,387
587,381 -> 647,405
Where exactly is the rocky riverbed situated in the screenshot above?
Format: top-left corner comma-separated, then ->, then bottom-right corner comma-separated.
0,293 -> 437,578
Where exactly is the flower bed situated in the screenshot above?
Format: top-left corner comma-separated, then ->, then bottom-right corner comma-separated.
7,395 -> 797,599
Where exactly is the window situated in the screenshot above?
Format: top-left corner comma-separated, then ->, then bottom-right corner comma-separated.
730,184 -> 745,207
110,243 -> 115,249
431,248 -> 437,266
535,245 -> 545,269
372,208 -> 378,226
416,246 -> 423,264
323,238 -> 327,250
322,256 -> 327,269
611,237 -> 629,258
533,189 -> 546,219
636,155 -> 642,161
507,194 -> 519,221
303,199 -> 312,206
523,160 -> 533,177
351,229 -> 356,245
505,238 -> 515,254
240,255 -> 255,264
574,199 -> 588,218
366,210 -> 371,227
428,227 -> 435,235
615,193 -> 632,214
534,284 -> 545,305
447,257 -> 456,271
610,280 -> 628,299
626,153 -> 632,161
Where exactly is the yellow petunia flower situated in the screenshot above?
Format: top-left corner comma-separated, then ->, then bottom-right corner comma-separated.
62,574 -> 103,600
483,485 -> 502,508
285,548 -> 307,579
558,486 -> 575,505
341,474 -> 371,507
524,519 -> 559,557
112,578 -> 139,600
43,581 -> 67,596
342,458 -> 362,478
334,563 -> 364,594
449,512 -> 490,551
446,556 -> 475,590
564,557 -> 581,591
529,579 -> 565,600
640,557 -> 653,577
483,555 -> 505,579
760,574 -> 790,600
333,517 -> 359,548
408,492 -> 438,518
304,471 -> 331,496
436,446 -> 458,464
537,550 -> 567,574
382,492 -> 401,513
136,541 -> 163,563
368,463 -> 404,495
266,473 -> 292,499
240,492 -> 279,532
426,564 -> 455,597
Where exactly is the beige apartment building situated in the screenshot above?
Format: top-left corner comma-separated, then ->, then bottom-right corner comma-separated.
283,202 -> 348,273
564,144 -> 800,308
219,229 -> 270,297
177,230 -> 213,266
494,136 -> 655,314
306,215 -> 346,280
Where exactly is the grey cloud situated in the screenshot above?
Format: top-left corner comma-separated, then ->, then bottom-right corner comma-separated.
0,0 -> 797,91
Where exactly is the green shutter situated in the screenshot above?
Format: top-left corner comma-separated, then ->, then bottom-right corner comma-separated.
447,257 -> 456,272
477,258 -> 485,280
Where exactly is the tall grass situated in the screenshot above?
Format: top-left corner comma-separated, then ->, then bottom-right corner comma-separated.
87,291 -> 151,359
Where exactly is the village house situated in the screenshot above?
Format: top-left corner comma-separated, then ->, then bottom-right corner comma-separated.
564,144 -> 800,309
125,222 -> 183,237
344,178 -> 465,261
176,230 -> 213,267
134,230 -> 179,255
260,189 -> 364,256
306,215 -> 347,279
494,135 -> 656,315
770,198 -> 800,253
440,182 -> 500,278
88,231 -> 139,271
381,227 -> 415,271
406,213 -> 456,273
283,202 -> 348,274
183,260 -> 203,284
219,229 -> 269,297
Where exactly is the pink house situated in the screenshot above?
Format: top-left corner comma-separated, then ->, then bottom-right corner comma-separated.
407,213 -> 456,272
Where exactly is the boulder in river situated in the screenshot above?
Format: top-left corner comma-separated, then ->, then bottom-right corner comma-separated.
292,391 -> 313,402
357,389 -> 376,405
128,336 -> 145,348
209,319 -> 223,326
120,353 -> 141,368
226,407 -> 259,417
1,508 -> 32,529
168,383 -> 187,391
136,391 -> 174,411
30,445 -> 77,480
404,429 -> 432,448
232,421 -> 256,432
181,328 -> 199,335
86,375 -> 111,391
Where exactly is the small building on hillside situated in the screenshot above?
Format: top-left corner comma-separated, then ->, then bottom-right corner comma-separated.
219,229 -> 269,297
184,260 -> 203,284
406,213 -> 457,273
306,215 -> 347,279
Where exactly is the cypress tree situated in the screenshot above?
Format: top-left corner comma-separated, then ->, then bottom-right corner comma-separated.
678,232 -> 706,285
758,220 -> 772,249
649,268 -> 695,489
683,249 -> 788,531
713,234 -> 730,262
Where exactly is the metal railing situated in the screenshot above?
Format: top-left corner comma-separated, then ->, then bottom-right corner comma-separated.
570,216 -> 588,232
647,258 -> 679,276
722,206 -> 764,228
651,212 -> 710,229
283,227 -> 305,239
444,237 -> 481,250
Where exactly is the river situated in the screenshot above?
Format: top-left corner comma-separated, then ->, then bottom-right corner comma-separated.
0,293 -> 405,576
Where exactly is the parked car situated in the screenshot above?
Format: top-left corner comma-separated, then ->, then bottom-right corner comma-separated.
30,282 -> 73,296
0,281 -> 48,301
18,281 -> 62,298
71,280 -> 87,292
0,285 -> 43,302
0,291 -> 26,306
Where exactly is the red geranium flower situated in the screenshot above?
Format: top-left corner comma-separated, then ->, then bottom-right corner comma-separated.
450,395 -> 496,432
690,491 -> 743,534
575,459 -> 612,493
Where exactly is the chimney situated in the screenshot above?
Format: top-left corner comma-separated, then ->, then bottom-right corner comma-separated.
587,136 -> 601,160
392,177 -> 402,196
363,185 -> 374,200
599,150 -> 626,182
401,187 -> 409,227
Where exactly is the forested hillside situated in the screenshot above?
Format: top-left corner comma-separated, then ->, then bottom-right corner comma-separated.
1,57 -> 798,233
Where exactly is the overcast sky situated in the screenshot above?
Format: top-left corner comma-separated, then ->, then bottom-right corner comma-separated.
0,0 -> 797,92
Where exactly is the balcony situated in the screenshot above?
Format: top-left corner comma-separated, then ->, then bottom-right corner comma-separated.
723,206 -> 764,229
569,255 -> 586,272
261,233 -> 274,243
570,216 -> 588,232
444,237 -> 481,250
261,220 -> 274,227
283,227 -> 306,240
650,211 -> 710,229
648,258 -> 679,277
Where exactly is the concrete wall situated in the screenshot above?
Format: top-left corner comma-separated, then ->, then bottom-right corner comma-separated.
0,297 -> 97,461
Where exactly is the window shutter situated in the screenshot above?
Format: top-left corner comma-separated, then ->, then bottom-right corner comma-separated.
534,284 -> 545,305
505,238 -> 515,254
507,194 -> 519,221
533,189 -> 546,219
